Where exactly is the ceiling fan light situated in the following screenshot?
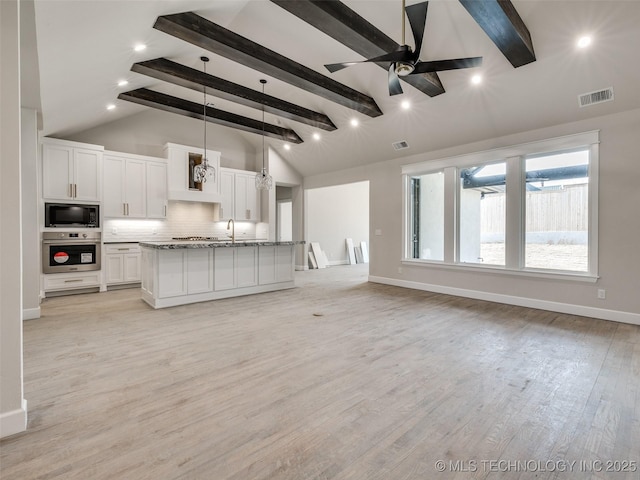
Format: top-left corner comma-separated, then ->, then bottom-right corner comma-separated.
394,62 -> 415,77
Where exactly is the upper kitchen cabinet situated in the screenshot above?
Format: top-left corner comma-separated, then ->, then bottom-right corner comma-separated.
42,138 -> 103,202
103,151 -> 167,219
164,143 -> 221,203
217,167 -> 261,222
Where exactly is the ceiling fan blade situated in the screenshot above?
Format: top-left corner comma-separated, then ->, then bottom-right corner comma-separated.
388,64 -> 403,96
405,1 -> 429,61
411,57 -> 483,74
325,49 -> 412,73
325,62 -> 360,73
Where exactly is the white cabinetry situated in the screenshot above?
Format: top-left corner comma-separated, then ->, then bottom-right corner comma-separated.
105,243 -> 141,285
42,138 -> 103,202
164,143 -> 221,202
154,249 -> 214,298
217,168 -> 261,222
43,271 -> 102,293
259,245 -> 294,285
103,151 -> 167,219
215,246 -> 258,290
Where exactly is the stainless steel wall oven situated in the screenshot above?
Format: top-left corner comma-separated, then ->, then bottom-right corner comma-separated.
42,232 -> 101,274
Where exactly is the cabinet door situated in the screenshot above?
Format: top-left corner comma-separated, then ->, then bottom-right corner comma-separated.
258,246 -> 276,285
275,245 -> 294,282
236,246 -> 258,288
157,250 -> 187,298
42,144 -> 74,200
214,248 -> 236,291
146,161 -> 167,219
105,254 -> 124,284
73,149 -> 102,201
124,159 -> 146,218
219,170 -> 235,220
235,173 -> 260,221
103,155 -> 126,217
123,253 -> 141,282
187,249 -> 214,294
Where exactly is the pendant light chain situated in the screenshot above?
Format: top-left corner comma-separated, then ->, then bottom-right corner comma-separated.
255,79 -> 273,190
194,56 -> 215,184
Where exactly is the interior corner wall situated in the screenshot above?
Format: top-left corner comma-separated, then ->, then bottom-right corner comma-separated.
1,0 -> 27,438
305,182 -> 369,265
66,109 -> 258,171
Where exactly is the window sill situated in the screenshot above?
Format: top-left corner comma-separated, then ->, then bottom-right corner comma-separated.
401,258 -> 599,283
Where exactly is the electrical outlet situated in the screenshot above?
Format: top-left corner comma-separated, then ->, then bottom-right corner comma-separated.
111,227 -> 117,235
152,228 -> 157,235
375,229 -> 382,236
398,266 -> 403,274
597,289 -> 606,299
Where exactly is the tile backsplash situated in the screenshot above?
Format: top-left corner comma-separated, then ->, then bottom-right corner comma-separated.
103,201 -> 268,242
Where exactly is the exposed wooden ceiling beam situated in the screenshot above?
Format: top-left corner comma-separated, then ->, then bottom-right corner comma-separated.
131,58 -> 337,132
270,0 -> 445,97
118,88 -> 303,144
153,12 -> 383,118
458,0 -> 535,68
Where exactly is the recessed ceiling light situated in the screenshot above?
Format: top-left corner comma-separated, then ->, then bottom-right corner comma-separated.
312,132 -> 321,141
106,104 -> 116,111
117,80 -> 129,87
401,100 -> 411,110
577,35 -> 592,49
471,74 -> 482,85
133,43 -> 147,52
284,144 -> 291,151
350,118 -> 359,127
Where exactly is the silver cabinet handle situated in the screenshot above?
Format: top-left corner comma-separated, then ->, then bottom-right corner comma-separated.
117,248 -> 130,251
64,279 -> 83,283
246,209 -> 250,220
164,205 -> 167,217
123,203 -> 127,216
69,184 -> 73,198
74,184 -> 78,198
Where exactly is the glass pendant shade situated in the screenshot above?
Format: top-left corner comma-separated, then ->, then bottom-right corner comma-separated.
196,56 -> 216,184
255,167 -> 273,190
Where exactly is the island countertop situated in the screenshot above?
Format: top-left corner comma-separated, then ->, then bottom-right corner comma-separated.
139,240 -> 305,250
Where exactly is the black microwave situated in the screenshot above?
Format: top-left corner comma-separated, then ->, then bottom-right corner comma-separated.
45,203 -> 99,228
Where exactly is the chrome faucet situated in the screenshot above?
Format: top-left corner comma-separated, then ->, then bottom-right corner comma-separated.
227,218 -> 235,243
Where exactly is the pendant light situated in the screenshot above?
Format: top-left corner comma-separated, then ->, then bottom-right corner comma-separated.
193,56 -> 216,184
255,79 -> 273,190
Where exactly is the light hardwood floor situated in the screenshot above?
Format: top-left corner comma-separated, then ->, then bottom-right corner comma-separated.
2,265 -> 639,479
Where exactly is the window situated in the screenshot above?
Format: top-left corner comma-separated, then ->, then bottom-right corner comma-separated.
409,171 -> 444,261
525,149 -> 589,272
402,131 -> 598,279
459,162 -> 506,266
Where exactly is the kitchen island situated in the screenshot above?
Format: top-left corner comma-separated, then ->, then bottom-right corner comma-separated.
139,240 -> 304,309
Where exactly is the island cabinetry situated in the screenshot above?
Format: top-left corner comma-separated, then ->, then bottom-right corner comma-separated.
42,138 -> 103,202
215,246 -> 258,291
259,245 -> 294,285
154,249 -> 214,298
140,242 -> 300,309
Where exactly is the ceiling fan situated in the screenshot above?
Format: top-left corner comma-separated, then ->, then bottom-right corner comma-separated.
324,0 -> 483,96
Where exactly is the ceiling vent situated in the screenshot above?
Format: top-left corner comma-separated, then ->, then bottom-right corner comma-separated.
578,87 -> 614,108
392,140 -> 410,151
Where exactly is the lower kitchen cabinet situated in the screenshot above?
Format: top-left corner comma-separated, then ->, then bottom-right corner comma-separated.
43,271 -> 102,294
105,243 -> 141,286
259,245 -> 295,285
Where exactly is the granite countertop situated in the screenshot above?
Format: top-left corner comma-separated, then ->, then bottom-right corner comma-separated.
139,240 -> 305,250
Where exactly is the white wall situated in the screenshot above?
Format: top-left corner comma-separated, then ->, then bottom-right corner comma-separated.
21,108 -> 40,319
305,181 -> 369,266
67,109 -> 258,171
1,0 -> 27,438
303,108 -> 640,323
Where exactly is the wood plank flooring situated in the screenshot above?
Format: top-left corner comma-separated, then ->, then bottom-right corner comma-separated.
1,265 -> 639,479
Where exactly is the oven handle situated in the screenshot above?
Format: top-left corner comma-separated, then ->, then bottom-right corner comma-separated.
42,240 -> 100,245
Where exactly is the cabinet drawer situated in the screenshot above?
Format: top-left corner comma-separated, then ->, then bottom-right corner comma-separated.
44,272 -> 101,291
105,243 -> 141,254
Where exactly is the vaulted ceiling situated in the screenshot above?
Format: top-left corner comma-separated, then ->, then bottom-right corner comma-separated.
31,1 -> 640,177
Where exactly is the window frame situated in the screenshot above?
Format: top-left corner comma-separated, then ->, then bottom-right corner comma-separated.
401,131 -> 599,282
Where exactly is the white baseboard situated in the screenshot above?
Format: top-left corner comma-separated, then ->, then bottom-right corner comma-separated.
328,260 -> 350,266
23,307 -> 41,320
368,275 -> 640,326
295,264 -> 309,271
0,399 -> 27,438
